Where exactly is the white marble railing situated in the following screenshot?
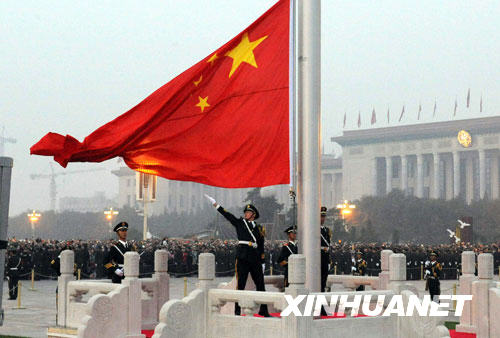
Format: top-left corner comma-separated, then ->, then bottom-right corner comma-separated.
56,249 -> 169,335
77,284 -> 129,338
150,251 -> 452,338
66,281 -> 120,328
456,252 -> 498,338
326,275 -> 381,290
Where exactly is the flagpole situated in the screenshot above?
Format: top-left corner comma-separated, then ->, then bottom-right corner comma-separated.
297,0 -> 321,291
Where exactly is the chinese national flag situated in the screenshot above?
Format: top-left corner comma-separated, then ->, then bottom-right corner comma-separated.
31,0 -> 290,188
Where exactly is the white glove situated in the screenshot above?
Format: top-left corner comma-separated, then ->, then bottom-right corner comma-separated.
252,242 -> 258,248
115,268 -> 124,277
204,194 -> 216,205
262,264 -> 265,274
351,257 -> 356,263
351,266 -> 357,272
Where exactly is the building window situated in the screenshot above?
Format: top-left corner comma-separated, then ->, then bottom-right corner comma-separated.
392,160 -> 400,179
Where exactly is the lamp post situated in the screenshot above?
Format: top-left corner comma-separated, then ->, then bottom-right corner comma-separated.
27,210 -> 41,239
336,200 -> 356,232
104,207 -> 119,233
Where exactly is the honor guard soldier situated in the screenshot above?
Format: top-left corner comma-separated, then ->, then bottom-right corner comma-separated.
320,207 -> 332,292
6,248 -> 22,300
105,222 -> 134,283
278,226 -> 298,287
424,252 -> 442,302
205,194 -> 271,317
352,251 -> 367,291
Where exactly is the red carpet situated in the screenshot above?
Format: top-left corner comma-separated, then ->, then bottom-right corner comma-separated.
449,330 -> 476,338
142,330 -> 154,338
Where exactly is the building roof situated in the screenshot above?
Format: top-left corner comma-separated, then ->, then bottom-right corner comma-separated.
111,166 -> 135,177
332,116 -> 500,146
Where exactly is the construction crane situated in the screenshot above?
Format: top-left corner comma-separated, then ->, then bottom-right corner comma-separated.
30,163 -> 106,211
0,126 -> 17,156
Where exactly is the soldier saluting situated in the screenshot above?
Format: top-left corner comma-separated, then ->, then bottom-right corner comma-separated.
278,226 -> 298,288
105,222 -> 134,283
205,194 -> 271,317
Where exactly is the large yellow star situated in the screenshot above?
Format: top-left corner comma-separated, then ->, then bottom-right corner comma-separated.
225,32 -> 268,78
195,96 -> 210,112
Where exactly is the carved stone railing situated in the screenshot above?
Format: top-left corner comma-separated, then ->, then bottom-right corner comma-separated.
77,252 -> 144,338
456,252 -> 497,338
56,249 -> 169,333
66,281 -> 120,328
326,275 -> 380,290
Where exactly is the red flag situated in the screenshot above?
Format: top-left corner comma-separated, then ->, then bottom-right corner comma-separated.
371,108 -> 376,125
398,105 -> 405,122
357,111 -> 361,128
31,0 -> 290,188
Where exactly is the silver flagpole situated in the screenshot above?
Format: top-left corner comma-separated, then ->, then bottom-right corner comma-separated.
297,0 -> 321,291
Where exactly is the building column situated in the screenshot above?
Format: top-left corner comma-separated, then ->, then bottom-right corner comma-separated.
491,153 -> 499,199
479,149 -> 486,199
433,153 -> 440,199
401,155 -> 408,195
465,155 -> 474,203
416,154 -> 424,198
386,156 -> 392,194
453,151 -> 460,198
372,157 -> 378,196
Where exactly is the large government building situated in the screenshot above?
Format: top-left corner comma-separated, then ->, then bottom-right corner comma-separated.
332,116 -> 500,204
111,116 -> 500,214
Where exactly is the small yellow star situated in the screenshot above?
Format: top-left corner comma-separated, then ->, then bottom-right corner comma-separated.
207,53 -> 219,66
225,32 -> 267,78
195,96 -> 210,112
193,75 -> 203,86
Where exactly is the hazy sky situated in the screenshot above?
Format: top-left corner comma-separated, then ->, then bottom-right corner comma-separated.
1,0 -> 499,216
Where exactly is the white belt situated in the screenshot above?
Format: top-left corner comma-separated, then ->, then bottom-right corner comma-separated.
321,246 -> 329,250
238,241 -> 257,248
9,268 -> 18,270
117,264 -> 124,268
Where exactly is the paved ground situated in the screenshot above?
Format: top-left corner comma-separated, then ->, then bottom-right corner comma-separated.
0,277 -> 469,337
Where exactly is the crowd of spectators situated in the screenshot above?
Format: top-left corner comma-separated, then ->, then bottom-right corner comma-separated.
5,238 -> 500,281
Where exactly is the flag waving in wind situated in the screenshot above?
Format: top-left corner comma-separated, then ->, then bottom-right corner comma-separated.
31,0 -> 291,188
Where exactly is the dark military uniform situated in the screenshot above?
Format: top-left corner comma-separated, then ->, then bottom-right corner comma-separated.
105,241 -> 133,283
425,254 -> 442,301
216,204 -> 270,316
320,225 -> 331,292
105,222 -> 134,283
352,252 -> 367,291
278,240 -> 298,287
6,250 -> 22,300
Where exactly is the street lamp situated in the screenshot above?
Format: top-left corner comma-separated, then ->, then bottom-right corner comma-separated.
104,207 -> 119,232
336,200 -> 356,232
27,210 -> 41,239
